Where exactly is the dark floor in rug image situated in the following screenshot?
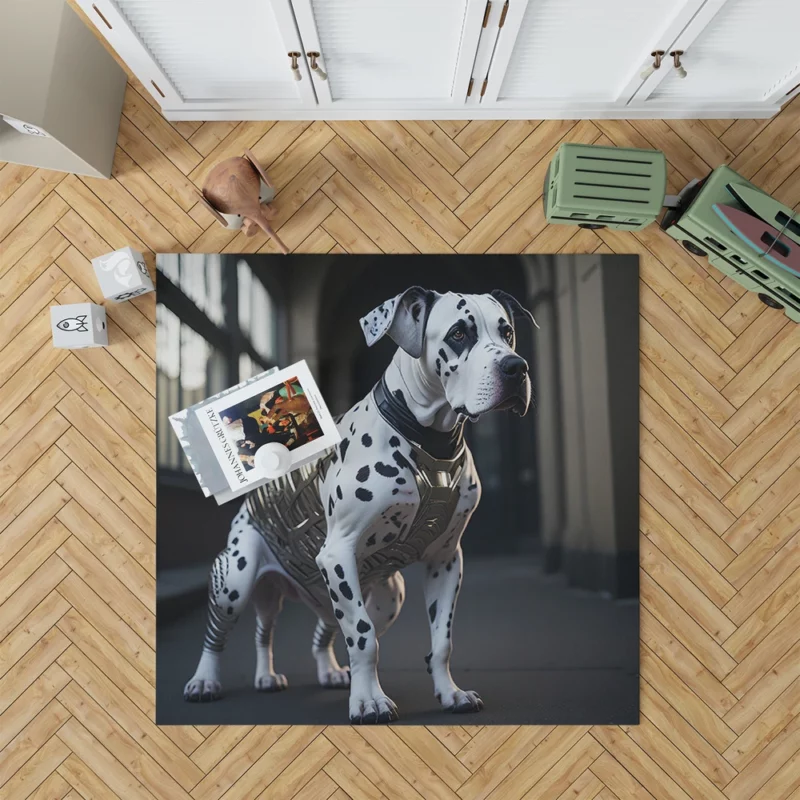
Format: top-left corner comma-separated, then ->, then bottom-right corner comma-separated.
156,556 -> 638,725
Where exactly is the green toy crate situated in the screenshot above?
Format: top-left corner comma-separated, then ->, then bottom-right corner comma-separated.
661,164 -> 800,323
544,143 -> 667,231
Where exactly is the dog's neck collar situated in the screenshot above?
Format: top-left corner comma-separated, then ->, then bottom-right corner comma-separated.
373,376 -> 465,460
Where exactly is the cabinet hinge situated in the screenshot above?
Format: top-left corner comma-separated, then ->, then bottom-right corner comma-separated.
467,78 -> 474,97
498,0 -> 509,27
482,0 -> 492,27
480,78 -> 488,97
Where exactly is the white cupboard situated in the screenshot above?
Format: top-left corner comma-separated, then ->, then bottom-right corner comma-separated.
76,0 -> 800,120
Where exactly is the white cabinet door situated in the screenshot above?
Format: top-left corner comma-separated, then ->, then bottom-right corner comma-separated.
480,0 -> 707,111
75,0 -> 317,113
290,0 -> 486,109
634,0 -> 800,110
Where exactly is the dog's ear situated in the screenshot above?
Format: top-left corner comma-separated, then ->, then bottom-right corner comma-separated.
491,290 -> 539,329
360,287 -> 439,358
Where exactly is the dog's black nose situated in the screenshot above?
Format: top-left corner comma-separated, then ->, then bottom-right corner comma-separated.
500,354 -> 528,378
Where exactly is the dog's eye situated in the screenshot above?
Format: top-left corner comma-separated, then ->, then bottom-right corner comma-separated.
502,328 -> 513,343
451,329 -> 465,341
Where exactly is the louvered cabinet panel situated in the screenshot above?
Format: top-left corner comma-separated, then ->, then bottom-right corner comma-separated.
495,0 -> 686,102
648,0 -> 800,103
291,0 -> 486,105
75,0 -> 314,110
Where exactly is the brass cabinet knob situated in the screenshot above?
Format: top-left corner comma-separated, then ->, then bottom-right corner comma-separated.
288,51 -> 302,81
307,51 -> 328,81
670,50 -> 687,79
640,50 -> 665,80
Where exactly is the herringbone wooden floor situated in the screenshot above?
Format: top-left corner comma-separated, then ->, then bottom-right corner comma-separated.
3,33 -> 800,798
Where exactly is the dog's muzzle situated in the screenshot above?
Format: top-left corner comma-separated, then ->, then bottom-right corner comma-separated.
495,355 -> 530,416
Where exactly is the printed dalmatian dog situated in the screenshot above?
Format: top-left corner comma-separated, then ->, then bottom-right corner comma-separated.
184,287 -> 536,723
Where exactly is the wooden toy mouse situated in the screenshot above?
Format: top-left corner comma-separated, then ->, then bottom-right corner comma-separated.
198,149 -> 289,254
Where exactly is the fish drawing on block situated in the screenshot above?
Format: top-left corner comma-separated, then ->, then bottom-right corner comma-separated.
57,315 -> 89,332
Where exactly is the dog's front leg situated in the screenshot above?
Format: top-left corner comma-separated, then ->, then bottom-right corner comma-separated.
316,540 -> 398,723
423,546 -> 483,714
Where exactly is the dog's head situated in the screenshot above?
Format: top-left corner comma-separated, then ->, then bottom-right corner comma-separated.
360,287 -> 537,420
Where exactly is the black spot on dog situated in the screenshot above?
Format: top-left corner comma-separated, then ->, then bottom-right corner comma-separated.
468,314 -> 475,322
232,538 -> 238,545
223,588 -> 228,594
330,589 -> 339,602
335,608 -> 344,619
450,365 -> 458,372
357,636 -> 367,650
375,461 -> 399,478
366,533 -> 376,546
383,533 -> 395,543
435,358 -> 441,377
446,562 -> 452,572
389,612 -> 395,620
334,564 -> 345,579
444,371 -> 450,377
389,436 -> 400,448
433,571 -> 439,578
227,607 -> 234,615
438,347 -> 448,362
328,496 -> 334,516
321,567 -> 329,584
339,581 -> 353,600
339,438 -> 350,462
232,550 -> 239,557
349,422 -> 356,435
355,488 -> 373,502
468,482 -> 478,491
396,477 -> 406,485
356,465 -> 370,482
361,433 -> 372,447
336,485 -> 343,500
357,619 -> 371,633
237,557 -> 247,571
346,636 -> 354,647
393,450 -> 411,470
392,488 -> 399,495
456,298 -> 466,309
428,600 -> 437,622
228,590 -> 239,602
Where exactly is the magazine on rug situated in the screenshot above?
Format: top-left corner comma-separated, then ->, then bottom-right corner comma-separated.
169,360 -> 340,503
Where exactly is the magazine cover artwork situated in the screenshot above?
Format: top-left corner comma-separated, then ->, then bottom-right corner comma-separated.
178,360 -> 340,498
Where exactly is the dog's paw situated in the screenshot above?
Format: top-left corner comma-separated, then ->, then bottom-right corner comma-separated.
439,689 -> 484,714
349,693 -> 398,724
255,673 -> 288,692
184,678 -> 222,702
319,667 -> 350,689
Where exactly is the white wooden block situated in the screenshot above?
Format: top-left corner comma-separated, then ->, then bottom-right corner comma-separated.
51,303 -> 108,348
91,246 -> 154,302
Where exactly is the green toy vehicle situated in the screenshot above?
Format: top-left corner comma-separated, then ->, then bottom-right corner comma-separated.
660,165 -> 800,322
543,143 -> 667,231
544,143 -> 800,322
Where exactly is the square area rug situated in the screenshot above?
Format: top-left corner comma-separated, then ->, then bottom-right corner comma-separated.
155,253 -> 639,725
